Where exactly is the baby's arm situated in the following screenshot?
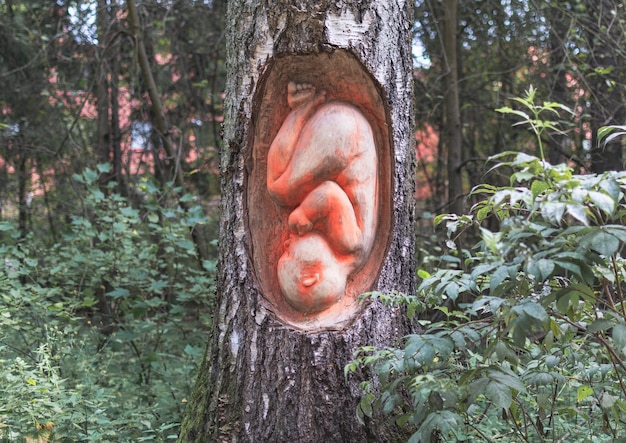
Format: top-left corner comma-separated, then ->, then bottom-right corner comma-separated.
288,181 -> 362,256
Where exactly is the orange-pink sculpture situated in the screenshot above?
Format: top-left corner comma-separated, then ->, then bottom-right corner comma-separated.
267,82 -> 378,314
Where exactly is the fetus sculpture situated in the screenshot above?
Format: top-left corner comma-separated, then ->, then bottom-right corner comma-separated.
267,82 -> 378,314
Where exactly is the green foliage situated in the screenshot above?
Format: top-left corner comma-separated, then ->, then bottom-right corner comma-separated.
496,86 -> 574,161
0,167 -> 215,442
351,95 -> 626,442
598,125 -> 626,150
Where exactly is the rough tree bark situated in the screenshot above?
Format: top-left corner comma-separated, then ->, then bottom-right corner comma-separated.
95,0 -> 111,186
179,0 -> 415,441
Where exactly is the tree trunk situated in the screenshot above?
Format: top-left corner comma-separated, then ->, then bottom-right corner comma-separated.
583,0 -> 626,173
109,0 -> 125,195
17,151 -> 29,239
179,0 -> 416,442
546,3 -> 572,165
442,0 -> 463,214
95,0 -> 110,185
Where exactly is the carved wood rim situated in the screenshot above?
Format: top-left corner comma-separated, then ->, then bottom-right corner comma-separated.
246,49 -> 394,331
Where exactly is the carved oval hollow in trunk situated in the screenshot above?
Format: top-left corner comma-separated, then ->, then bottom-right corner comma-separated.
247,50 -> 393,331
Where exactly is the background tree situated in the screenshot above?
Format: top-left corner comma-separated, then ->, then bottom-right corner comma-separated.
414,0 -> 626,216
442,0 -> 463,214
576,0 -> 626,172
0,0 -> 227,439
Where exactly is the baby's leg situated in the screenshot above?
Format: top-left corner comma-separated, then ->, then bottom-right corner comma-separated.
288,181 -> 362,256
268,102 -> 372,209
267,83 -> 326,190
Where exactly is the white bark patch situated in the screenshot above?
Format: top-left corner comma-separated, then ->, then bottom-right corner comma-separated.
234,221 -> 248,278
312,343 -> 327,366
230,329 -> 240,358
281,366 -> 296,391
254,306 -> 268,325
325,9 -> 373,47
262,393 -> 270,419
251,11 -> 274,83
249,327 -> 258,372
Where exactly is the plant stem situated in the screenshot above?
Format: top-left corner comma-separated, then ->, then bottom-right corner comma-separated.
610,254 -> 626,318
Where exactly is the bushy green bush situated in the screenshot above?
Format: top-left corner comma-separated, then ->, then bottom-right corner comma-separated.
349,89 -> 626,442
0,166 -> 215,442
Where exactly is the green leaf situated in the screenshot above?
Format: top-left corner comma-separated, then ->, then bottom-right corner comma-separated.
485,380 -> 512,409
120,206 -> 139,219
489,265 -> 509,295
521,301 -> 548,323
83,168 -> 98,184
553,284 -> 596,313
605,225 -> 626,244
545,355 -> 560,369
553,258 -> 594,284
496,106 -> 530,121
382,394 -> 397,415
184,344 -> 202,357
601,393 -> 619,409
577,385 -> 594,402
106,288 -> 130,298
589,231 -> 620,256
444,282 -> 459,301
537,258 -> 555,281
96,163 -> 111,173
471,263 -> 499,278
489,368 -> 526,393
613,324 -> 626,354
541,201 -> 566,224
476,205 -> 491,222
587,319 -> 615,334
597,125 -> 616,144
417,269 -> 430,280
176,239 -> 196,251
598,125 -> 626,148
90,188 -> 105,202
587,191 -> 615,216
566,203 -> 588,225
417,410 -> 461,441
531,180 -> 549,198
148,213 -> 159,223
510,152 -> 540,166
407,431 -> 421,443
357,393 -> 375,423
24,258 -> 38,267
527,258 -> 554,282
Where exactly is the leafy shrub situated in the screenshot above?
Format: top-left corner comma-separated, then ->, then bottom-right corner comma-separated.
0,166 -> 215,442
349,90 -> 626,442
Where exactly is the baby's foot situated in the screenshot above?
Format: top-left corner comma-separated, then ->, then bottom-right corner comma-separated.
287,82 -> 326,109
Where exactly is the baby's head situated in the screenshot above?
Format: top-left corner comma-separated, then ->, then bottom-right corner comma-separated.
278,233 -> 349,314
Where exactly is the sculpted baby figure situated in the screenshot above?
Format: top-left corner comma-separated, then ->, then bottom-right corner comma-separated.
267,82 -> 378,314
